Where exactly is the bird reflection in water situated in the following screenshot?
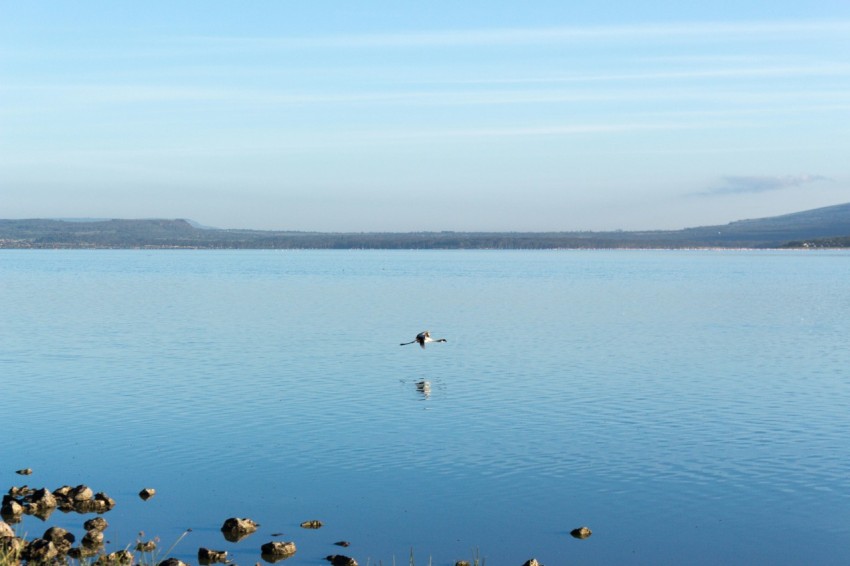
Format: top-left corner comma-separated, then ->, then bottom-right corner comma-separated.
415,380 -> 431,399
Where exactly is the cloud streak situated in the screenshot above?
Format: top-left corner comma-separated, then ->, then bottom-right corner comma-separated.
184,19 -> 850,50
700,174 -> 830,195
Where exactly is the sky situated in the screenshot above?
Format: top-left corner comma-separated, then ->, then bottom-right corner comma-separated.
1,1 -> 849,232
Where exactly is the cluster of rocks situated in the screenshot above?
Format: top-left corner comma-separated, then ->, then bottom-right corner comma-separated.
2,476 -> 589,565
2,484 -> 116,522
215,516 -> 360,565
0,513 -> 120,564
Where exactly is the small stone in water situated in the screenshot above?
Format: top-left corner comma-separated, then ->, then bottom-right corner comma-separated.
261,541 -> 297,556
326,555 -> 358,566
82,529 -> 105,548
198,547 -> 228,564
84,517 -> 109,532
71,485 -> 94,501
570,526 -> 592,539
136,540 -> 157,552
300,519 -> 323,529
139,488 -> 156,501
15,469 -> 32,476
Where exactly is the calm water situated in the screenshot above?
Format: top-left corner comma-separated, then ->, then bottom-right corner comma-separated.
2,250 -> 849,565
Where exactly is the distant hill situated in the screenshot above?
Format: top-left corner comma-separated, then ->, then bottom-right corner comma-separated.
2,203 -> 850,249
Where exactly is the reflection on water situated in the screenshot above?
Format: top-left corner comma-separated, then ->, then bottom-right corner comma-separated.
2,250 -> 850,565
415,380 -> 432,399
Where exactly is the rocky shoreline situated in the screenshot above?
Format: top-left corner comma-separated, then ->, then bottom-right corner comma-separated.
2,473 -> 588,565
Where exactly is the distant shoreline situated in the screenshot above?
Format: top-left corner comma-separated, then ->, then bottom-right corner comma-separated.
2,202 -> 850,249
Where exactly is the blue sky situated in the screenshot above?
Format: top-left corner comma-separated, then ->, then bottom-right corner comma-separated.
1,2 -> 849,231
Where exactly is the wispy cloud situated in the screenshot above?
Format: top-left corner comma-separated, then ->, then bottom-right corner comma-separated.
700,174 -> 831,195
184,19 -> 850,49
448,64 -> 850,85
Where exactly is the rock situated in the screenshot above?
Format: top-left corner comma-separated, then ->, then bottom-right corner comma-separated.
455,561 -> 471,566
0,520 -> 14,537
71,492 -> 116,514
1,497 -> 23,519
30,488 -> 57,510
221,517 -> 258,541
570,526 -> 592,539
95,492 -> 117,510
14,469 -> 32,476
84,516 -> 109,531
71,485 -> 94,501
521,560 -> 542,566
326,555 -> 358,566
158,559 -> 191,566
82,529 -> 105,548
136,540 -> 157,552
53,485 -> 73,498
69,544 -> 101,559
334,541 -> 351,547
96,550 -> 135,565
43,526 -> 75,554
198,547 -> 228,564
261,541 -> 297,557
300,519 -> 323,529
139,488 -> 156,501
24,538 -> 57,562
7,486 -> 32,498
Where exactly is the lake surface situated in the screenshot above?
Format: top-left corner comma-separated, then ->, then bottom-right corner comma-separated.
2,249 -> 849,565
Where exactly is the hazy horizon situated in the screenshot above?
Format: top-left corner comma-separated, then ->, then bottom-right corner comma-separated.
2,2 -> 849,231
4,197 -> 848,235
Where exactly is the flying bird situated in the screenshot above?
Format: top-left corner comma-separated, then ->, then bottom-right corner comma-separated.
400,331 -> 447,349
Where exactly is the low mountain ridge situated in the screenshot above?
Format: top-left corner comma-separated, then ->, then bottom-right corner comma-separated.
2,202 -> 849,249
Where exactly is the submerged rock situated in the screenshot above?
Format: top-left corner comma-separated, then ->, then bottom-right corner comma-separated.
29,488 -> 57,510
261,541 -> 297,562
94,492 -> 117,511
7,486 -> 33,498
136,540 -> 157,552
326,555 -> 358,566
53,485 -> 73,498
42,526 -> 75,554
69,544 -> 101,559
71,485 -> 94,502
82,529 -> 105,548
15,469 -> 32,476
334,541 -> 351,547
198,547 -> 228,564
84,516 -> 109,532
1,497 -> 23,519
23,538 -> 58,562
570,526 -> 592,539
221,517 -> 259,541
97,550 -> 135,565
261,541 -> 296,556
521,560 -> 542,566
300,520 -> 323,529
158,559 -> 190,566
139,488 -> 156,501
